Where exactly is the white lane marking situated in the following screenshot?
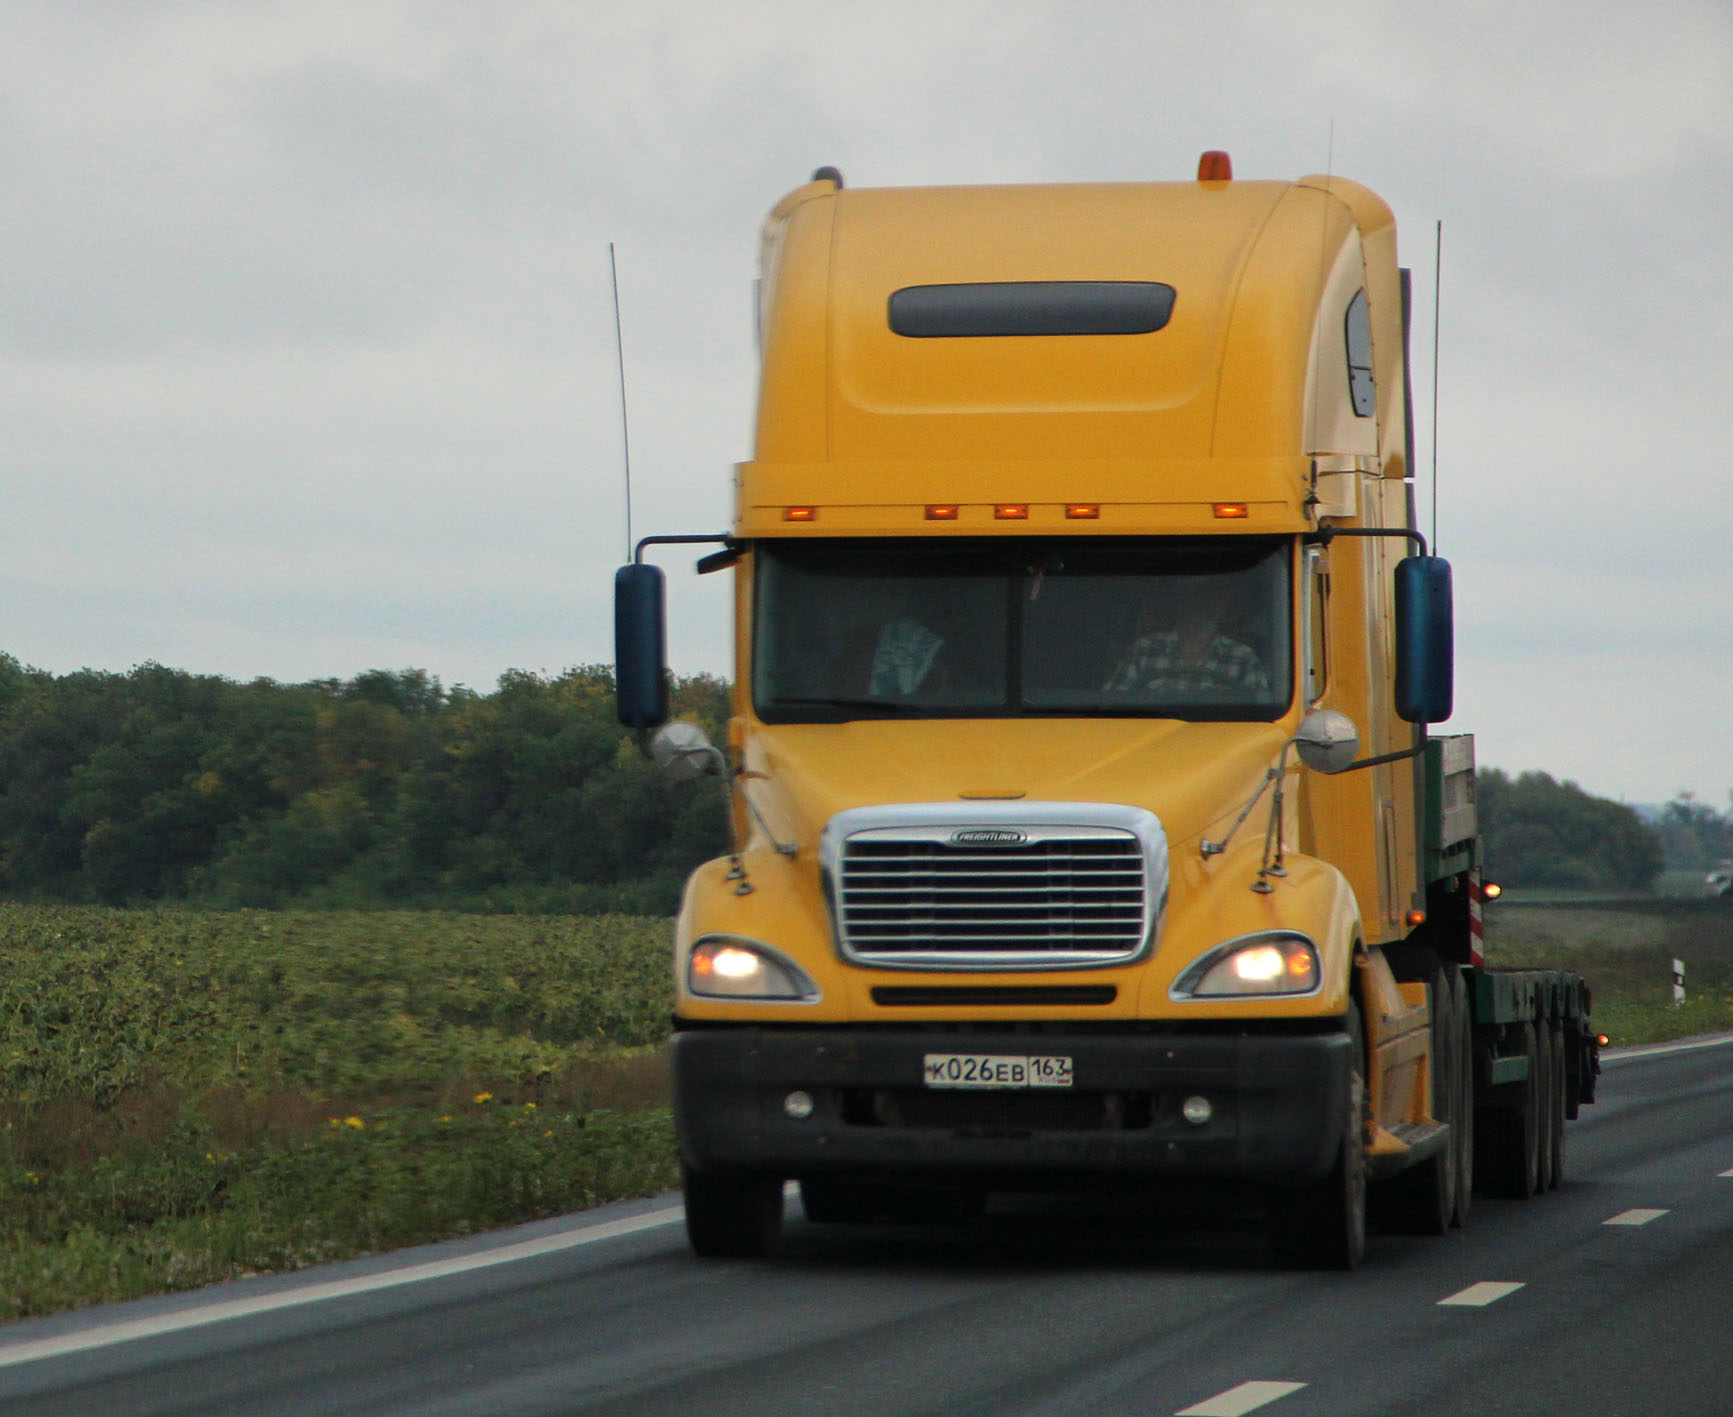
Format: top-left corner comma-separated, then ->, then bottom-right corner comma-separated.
1719,1168 -> 1733,1178
1604,1208 -> 1669,1226
0,1206 -> 685,1371
1176,1380 -> 1308,1416
1601,1032 -> 1733,1064
1438,1281 -> 1525,1307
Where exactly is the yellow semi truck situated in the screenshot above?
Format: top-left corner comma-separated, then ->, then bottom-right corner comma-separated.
614,153 -> 1598,1268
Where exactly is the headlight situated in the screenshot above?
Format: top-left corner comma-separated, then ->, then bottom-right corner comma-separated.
687,936 -> 821,1001
1170,932 -> 1320,999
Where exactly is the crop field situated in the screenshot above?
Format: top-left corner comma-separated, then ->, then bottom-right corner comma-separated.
1483,899 -> 1733,1045
0,906 -> 679,1320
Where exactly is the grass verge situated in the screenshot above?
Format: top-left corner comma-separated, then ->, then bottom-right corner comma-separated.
0,906 -> 678,1321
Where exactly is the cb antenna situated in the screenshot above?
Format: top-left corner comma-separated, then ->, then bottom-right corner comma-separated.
610,241 -> 634,560
1430,220 -> 1442,554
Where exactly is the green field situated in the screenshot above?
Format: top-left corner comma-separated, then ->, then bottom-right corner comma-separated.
0,906 -> 680,1320
1481,897 -> 1733,1045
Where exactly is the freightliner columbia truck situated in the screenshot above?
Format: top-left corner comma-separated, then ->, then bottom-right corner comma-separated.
614,152 -> 1599,1268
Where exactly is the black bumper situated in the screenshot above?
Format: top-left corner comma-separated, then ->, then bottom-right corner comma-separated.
673,1025 -> 1350,1188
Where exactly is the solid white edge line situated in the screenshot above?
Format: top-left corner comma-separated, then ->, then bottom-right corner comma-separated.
1438,1281 -> 1525,1307
0,1206 -> 685,1370
1601,1032 -> 1733,1064
1603,1208 -> 1668,1226
1176,1380 -> 1308,1416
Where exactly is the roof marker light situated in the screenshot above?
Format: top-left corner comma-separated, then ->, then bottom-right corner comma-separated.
1213,502 -> 1249,519
1197,150 -> 1233,182
1065,504 -> 1100,519
994,504 -> 1029,520
925,504 -> 959,520
783,506 -> 816,522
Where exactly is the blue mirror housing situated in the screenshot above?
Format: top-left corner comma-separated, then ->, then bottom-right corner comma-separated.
1394,556 -> 1453,723
614,563 -> 669,728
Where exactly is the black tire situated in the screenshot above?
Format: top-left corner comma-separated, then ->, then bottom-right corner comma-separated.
1274,1004 -> 1367,1269
1377,966 -> 1456,1236
1478,1022 -> 1540,1200
1544,1020 -> 1567,1191
1449,967 -> 1474,1227
1532,1014 -> 1555,1195
683,1166 -> 783,1258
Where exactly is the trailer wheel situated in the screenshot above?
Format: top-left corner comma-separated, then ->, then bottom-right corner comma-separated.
1377,966 -> 1457,1236
1478,1021 -> 1540,1200
1544,1020 -> 1567,1191
1275,1004 -> 1367,1269
683,1166 -> 783,1258
1532,1015 -> 1556,1195
1448,967 -> 1474,1227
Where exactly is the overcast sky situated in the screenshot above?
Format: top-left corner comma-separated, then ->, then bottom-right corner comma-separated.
4,0 -> 1729,807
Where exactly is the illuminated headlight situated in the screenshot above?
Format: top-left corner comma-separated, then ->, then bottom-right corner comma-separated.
687,936 -> 820,1001
1170,932 -> 1320,999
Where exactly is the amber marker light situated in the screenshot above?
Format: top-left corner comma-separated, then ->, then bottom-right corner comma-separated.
1482,881 -> 1503,900
1406,909 -> 1426,927
994,504 -> 1029,520
1065,504 -> 1100,519
1212,502 -> 1249,519
925,504 -> 960,520
783,506 -> 816,522
1197,150 -> 1233,182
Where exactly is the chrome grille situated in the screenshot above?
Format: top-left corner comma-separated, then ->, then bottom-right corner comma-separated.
835,824 -> 1152,968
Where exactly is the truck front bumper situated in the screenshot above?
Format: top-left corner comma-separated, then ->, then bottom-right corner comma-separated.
673,1025 -> 1350,1188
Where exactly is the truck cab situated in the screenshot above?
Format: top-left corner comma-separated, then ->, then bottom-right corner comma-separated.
616,155 -> 1570,1267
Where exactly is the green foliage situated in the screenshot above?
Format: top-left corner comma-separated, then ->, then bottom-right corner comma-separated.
1652,792 -> 1733,872
0,658 -> 730,911
0,906 -> 680,1318
1478,767 -> 1664,893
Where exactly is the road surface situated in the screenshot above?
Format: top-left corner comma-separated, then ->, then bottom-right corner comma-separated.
2,1035 -> 1729,1416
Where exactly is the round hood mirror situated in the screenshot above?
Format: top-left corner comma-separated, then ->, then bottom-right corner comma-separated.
1294,710 -> 1360,775
650,720 -> 722,781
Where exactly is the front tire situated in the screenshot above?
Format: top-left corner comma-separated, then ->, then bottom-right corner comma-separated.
684,1166 -> 783,1258
1275,1004 -> 1367,1270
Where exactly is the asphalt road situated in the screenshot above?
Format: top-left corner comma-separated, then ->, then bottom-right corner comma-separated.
3,1036 -> 1729,1417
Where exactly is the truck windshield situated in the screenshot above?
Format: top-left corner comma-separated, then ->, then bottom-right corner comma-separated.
753,537 -> 1292,722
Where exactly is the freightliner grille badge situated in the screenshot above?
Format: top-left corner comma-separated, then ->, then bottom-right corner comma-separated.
950,829 -> 1028,847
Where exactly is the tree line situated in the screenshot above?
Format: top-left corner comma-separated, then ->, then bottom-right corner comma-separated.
0,651 -> 1719,908
1475,768 -> 1723,894
0,653 -> 729,913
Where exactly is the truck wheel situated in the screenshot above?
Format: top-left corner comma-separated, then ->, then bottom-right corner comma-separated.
1478,1021 -> 1540,1200
1274,1004 -> 1367,1269
1532,1015 -> 1555,1195
1449,967 -> 1474,1227
1377,967 -> 1456,1236
1544,1020 -> 1567,1190
683,1166 -> 783,1258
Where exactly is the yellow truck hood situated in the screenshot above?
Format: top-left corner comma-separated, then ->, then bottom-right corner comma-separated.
740,716 -> 1290,857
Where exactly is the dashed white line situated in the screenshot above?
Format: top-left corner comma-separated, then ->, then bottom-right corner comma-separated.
0,1205 -> 685,1370
1176,1380 -> 1308,1416
1438,1281 -> 1525,1307
1604,1208 -> 1669,1227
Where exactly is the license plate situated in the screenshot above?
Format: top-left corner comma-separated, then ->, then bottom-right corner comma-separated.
922,1053 -> 1073,1089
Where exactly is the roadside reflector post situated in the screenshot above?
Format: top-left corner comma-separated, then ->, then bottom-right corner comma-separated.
1673,958 -> 1685,1008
